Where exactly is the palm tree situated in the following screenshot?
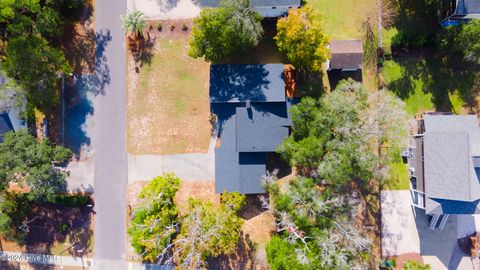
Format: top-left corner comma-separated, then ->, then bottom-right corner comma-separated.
121,10 -> 146,39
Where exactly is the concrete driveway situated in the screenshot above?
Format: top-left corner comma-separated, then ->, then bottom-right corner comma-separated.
128,0 -> 219,19
381,190 -> 479,270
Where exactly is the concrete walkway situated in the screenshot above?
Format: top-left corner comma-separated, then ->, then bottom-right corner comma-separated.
0,251 -> 92,268
128,152 -> 214,183
381,190 -> 480,270
0,251 -> 172,270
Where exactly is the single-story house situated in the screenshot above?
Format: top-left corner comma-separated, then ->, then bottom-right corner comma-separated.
406,114 -> 480,229
442,0 -> 480,23
210,64 -> 292,194
250,0 -> 301,17
201,0 -> 301,17
326,40 -> 363,89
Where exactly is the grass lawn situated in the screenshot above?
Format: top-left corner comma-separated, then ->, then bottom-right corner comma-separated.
381,55 -> 477,116
308,0 -> 377,40
127,35 -> 212,155
381,60 -> 434,116
387,162 -> 410,190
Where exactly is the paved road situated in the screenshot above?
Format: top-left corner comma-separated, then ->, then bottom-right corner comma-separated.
93,0 -> 128,269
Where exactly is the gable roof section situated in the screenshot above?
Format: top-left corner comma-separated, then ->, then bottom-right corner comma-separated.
0,113 -> 13,143
423,114 -> 480,214
329,40 -> 363,70
212,100 -> 292,194
210,64 -> 285,103
236,103 -> 291,152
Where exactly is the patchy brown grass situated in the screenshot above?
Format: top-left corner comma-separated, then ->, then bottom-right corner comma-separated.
127,20 -> 212,155
173,181 -> 220,216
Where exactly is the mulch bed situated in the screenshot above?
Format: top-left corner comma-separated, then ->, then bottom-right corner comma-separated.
390,253 -> 424,269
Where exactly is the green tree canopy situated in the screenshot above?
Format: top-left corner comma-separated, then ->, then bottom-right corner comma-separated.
0,130 -> 72,199
0,0 -> 77,112
128,174 -> 245,268
189,0 -> 263,62
275,5 -> 329,71
265,176 -> 371,269
452,20 -> 480,63
121,10 -> 146,38
128,174 -> 181,263
277,79 -> 408,189
172,198 -> 244,269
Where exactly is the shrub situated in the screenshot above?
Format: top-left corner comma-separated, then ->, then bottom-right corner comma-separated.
44,194 -> 91,207
157,21 -> 163,31
181,23 -> 188,31
169,23 -> 175,31
391,30 -> 427,49
220,192 -> 246,213
59,223 -> 68,232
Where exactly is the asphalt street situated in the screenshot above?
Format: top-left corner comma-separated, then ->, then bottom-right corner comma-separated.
92,0 -> 128,269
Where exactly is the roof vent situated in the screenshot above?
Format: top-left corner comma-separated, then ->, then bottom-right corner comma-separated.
246,100 -> 251,109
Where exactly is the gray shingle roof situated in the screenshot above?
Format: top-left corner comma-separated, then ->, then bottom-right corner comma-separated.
210,64 -> 285,103
213,101 -> 291,194
236,103 -> 291,152
423,114 -> 480,214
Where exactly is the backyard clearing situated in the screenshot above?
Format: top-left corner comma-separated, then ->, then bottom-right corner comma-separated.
127,23 -> 211,155
308,0 -> 377,40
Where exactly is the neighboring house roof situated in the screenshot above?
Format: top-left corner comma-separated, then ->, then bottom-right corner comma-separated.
252,0 -> 301,17
210,64 -> 286,103
455,0 -> 480,16
0,113 -> 13,143
199,0 -> 301,17
328,40 -> 363,70
421,114 -> 480,215
212,64 -> 291,194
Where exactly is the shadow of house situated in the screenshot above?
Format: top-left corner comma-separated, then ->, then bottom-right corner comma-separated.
211,64 -> 292,194
411,207 -> 461,269
327,40 -> 363,90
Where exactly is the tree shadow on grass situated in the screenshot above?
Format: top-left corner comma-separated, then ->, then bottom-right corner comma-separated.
130,33 -> 156,68
384,50 -> 480,113
23,202 -> 93,259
